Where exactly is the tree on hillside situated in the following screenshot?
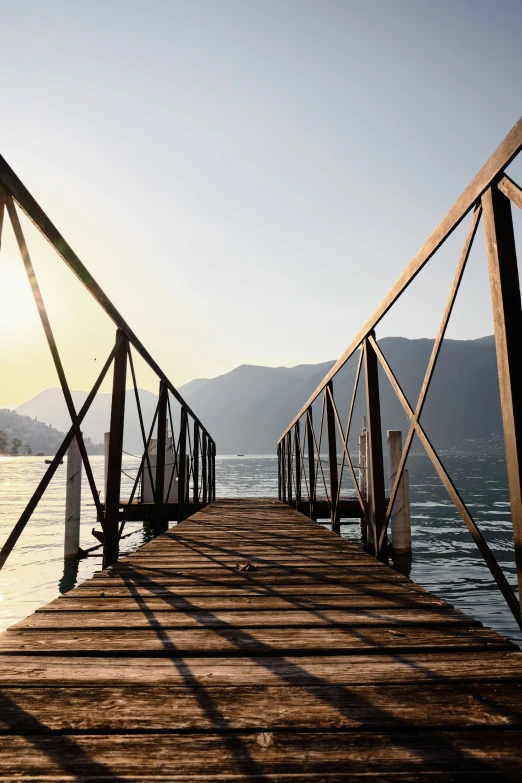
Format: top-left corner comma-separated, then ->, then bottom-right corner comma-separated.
23,444 -> 32,455
0,431 -> 8,455
10,438 -> 22,456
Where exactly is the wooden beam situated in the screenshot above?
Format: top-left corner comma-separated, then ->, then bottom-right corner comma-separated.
177,409 -> 187,522
306,408 -> 316,520
202,434 -> 207,506
325,384 -> 340,535
483,185 -> 522,617
286,432 -> 293,506
498,174 -> 522,212
364,335 -> 386,558
104,331 -> 128,566
193,423 -> 200,506
154,382 -> 167,536
295,422 -> 302,508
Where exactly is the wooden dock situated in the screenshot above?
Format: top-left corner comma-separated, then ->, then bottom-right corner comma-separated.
1,498 -> 522,780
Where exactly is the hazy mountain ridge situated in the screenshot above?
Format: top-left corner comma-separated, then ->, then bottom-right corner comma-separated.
15,337 -> 504,455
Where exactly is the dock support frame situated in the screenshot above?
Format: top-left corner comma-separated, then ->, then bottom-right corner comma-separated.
104,330 -> 128,567
483,184 -> 522,615
364,333 -> 387,560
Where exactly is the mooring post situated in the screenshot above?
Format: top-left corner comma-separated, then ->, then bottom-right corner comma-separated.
325,382 -> 340,534
193,422 -> 200,506
387,430 -> 412,554
64,434 -> 82,558
202,434 -> 207,505
104,331 -> 128,567
177,408 -> 187,522
154,382 -> 167,536
295,421 -> 301,510
364,333 -> 387,560
483,184 -> 522,613
306,407 -> 316,520
286,431 -> 293,506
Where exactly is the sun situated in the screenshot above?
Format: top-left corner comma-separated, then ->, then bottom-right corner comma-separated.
0,260 -> 37,330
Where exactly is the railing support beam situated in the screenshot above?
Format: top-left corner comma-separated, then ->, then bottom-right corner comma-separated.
104,331 -> 128,567
277,443 -> 282,501
286,431 -> 293,506
364,333 -> 387,559
325,383 -> 340,534
281,439 -> 287,503
202,435 -> 207,505
193,423 -> 200,506
483,184 -> 522,613
177,408 -> 187,522
307,407 -> 316,520
295,421 -> 301,509
154,382 -> 167,536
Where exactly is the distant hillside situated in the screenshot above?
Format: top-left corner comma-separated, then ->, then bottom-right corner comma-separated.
16,336 -> 504,455
17,388 -> 158,455
0,409 -> 103,456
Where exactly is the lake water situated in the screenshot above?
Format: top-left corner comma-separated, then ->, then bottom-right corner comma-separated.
0,453 -> 520,647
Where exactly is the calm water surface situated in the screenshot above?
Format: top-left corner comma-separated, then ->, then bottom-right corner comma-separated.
0,453 -> 520,647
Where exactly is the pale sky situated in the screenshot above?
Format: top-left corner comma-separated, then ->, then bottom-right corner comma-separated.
1,0 -> 521,407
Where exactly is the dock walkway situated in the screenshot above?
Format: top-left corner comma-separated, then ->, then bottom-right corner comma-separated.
1,498 -> 522,779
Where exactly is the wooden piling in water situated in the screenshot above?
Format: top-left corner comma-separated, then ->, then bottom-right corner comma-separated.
64,435 -> 82,558
387,429 -> 412,555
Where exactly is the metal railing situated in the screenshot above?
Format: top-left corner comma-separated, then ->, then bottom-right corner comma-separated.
0,156 -> 215,570
278,117 -> 522,630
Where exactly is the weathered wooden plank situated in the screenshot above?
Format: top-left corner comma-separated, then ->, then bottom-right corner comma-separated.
0,625 -> 513,655
42,591 -> 451,610
70,582 -> 435,598
1,652 -> 521,686
1,681 -> 522,732
85,568 -> 419,585
14,608 -> 479,630
1,730 -> 522,778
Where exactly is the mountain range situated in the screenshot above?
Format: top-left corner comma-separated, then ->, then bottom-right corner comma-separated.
15,336 -> 504,455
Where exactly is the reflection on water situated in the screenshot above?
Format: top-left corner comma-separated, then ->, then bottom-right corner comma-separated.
58,555 -> 82,595
0,452 -> 520,647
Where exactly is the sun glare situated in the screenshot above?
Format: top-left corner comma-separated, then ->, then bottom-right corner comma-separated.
0,261 -> 37,330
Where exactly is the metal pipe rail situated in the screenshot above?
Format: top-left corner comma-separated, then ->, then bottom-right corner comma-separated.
278,117 -> 522,630
0,162 -> 216,570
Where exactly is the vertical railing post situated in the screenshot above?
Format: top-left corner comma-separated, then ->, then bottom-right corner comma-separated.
295,421 -> 301,510
193,422 -> 200,507
177,408 -> 187,523
483,185 -> 522,611
277,443 -> 282,500
307,407 -> 316,520
154,381 -> 167,536
211,441 -> 216,501
325,382 -> 340,534
281,439 -> 287,503
364,333 -> 387,559
104,330 -> 128,567
202,434 -> 208,506
286,431 -> 293,506
205,438 -> 210,504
